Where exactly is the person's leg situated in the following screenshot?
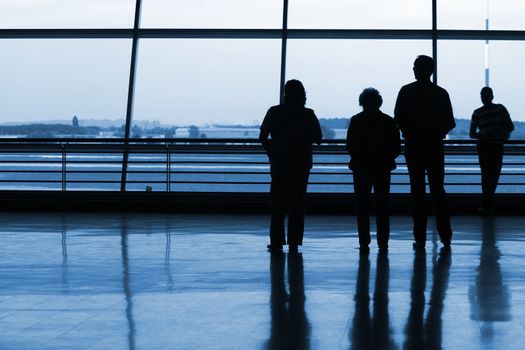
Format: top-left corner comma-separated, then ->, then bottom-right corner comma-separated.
484,143 -> 504,210
427,143 -> 452,245
287,169 -> 309,247
373,170 -> 391,249
269,168 -> 287,247
353,169 -> 372,249
405,144 -> 428,246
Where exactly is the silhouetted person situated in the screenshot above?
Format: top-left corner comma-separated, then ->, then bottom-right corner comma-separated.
469,87 -> 514,216
347,88 -> 401,251
404,246 -> 451,350
469,218 -> 511,345
350,251 -> 397,350
394,55 -> 455,249
266,251 -> 310,350
260,80 -> 322,252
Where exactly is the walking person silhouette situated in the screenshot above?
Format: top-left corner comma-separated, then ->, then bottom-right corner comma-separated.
469,87 -> 514,216
260,80 -> 322,252
394,55 -> 456,249
346,88 -> 401,252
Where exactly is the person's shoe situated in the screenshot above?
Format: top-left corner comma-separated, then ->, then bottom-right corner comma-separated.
267,244 -> 283,251
412,241 -> 426,250
359,245 -> 370,254
288,245 -> 299,253
378,243 -> 389,250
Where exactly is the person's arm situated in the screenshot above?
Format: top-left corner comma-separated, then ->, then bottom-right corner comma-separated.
392,122 -> 401,159
394,87 -> 410,139
346,118 -> 353,156
501,106 -> 515,135
311,111 -> 322,145
259,109 -> 272,154
442,90 -> 456,137
469,113 -> 480,139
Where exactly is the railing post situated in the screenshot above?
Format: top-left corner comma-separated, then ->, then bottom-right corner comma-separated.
61,142 -> 67,191
166,143 -> 171,192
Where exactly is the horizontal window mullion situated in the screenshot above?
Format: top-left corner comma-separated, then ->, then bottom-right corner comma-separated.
436,30 -> 525,40
2,29 -> 525,40
0,29 -> 134,39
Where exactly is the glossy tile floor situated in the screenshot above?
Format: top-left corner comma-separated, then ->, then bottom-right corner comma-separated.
0,212 -> 524,350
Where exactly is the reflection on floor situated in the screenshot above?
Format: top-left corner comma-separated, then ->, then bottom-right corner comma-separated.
0,213 -> 523,349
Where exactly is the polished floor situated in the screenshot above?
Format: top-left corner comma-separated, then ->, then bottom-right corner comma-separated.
0,212 -> 524,350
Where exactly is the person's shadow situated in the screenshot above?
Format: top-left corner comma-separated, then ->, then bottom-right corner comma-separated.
469,217 -> 511,344
266,251 -> 310,350
350,251 -> 397,350
404,246 -> 451,350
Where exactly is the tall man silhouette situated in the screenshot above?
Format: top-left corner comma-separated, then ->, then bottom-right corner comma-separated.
394,55 -> 455,248
260,80 -> 322,252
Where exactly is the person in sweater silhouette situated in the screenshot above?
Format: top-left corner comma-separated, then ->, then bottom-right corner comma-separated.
469,87 -> 514,216
347,88 -> 401,251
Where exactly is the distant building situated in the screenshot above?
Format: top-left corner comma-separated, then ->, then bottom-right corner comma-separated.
72,116 -> 79,127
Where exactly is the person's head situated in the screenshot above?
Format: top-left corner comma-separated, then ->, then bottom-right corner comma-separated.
284,79 -> 306,106
413,55 -> 434,81
480,86 -> 494,105
359,87 -> 383,111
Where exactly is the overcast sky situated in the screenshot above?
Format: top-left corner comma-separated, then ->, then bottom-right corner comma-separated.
1,1 -> 524,125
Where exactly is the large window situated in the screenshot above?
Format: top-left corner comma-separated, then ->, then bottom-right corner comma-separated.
0,39 -> 131,137
2,0 -> 524,135
133,39 -> 281,131
141,0 -> 283,29
287,39 -> 431,118
439,40 -> 525,124
438,0 -> 525,30
0,0 -> 136,28
1,1 -> 525,192
288,0 -> 431,29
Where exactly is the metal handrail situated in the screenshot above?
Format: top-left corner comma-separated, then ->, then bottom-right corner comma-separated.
0,138 -> 524,193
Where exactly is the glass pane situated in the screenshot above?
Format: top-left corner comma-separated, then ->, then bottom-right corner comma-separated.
439,40 -> 525,194
0,39 -> 131,190
141,0 -> 283,28
133,39 -> 281,131
286,39 -> 432,122
131,38 -> 280,192
439,40 -> 525,129
0,39 -> 131,135
0,0 -> 135,28
438,0 -> 525,30
438,41 -> 484,123
288,0 -> 431,29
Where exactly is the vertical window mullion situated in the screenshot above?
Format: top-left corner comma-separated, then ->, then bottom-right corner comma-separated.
121,0 -> 142,192
432,0 -> 438,84
279,0 -> 289,103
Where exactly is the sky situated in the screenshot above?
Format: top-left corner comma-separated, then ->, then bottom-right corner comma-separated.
1,0 -> 525,125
